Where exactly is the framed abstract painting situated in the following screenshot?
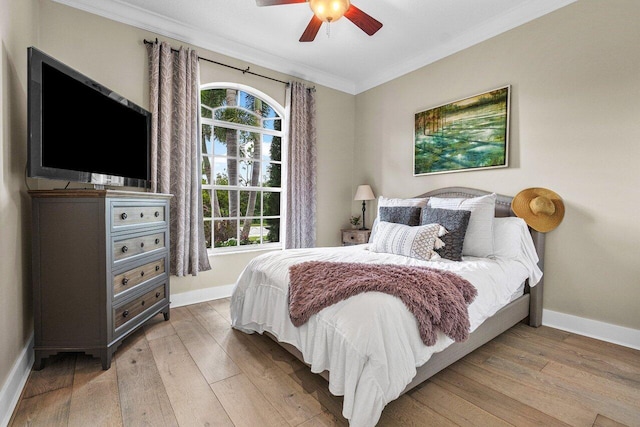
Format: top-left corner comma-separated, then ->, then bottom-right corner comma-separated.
414,85 -> 510,176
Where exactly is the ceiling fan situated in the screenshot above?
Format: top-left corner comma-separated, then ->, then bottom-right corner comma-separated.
256,0 -> 383,42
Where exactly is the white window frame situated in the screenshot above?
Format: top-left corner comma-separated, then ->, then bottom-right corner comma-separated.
200,82 -> 288,254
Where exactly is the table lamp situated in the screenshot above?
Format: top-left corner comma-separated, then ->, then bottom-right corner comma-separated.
354,185 -> 375,230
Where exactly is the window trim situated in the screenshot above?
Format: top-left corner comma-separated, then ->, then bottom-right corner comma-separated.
200,82 -> 288,255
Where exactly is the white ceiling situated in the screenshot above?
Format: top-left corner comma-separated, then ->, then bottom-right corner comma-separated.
53,0 -> 576,94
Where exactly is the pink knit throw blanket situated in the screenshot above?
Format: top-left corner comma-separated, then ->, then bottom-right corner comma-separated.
288,261 -> 477,346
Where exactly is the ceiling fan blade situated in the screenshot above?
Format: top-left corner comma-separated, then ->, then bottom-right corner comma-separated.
300,15 -> 322,42
256,0 -> 306,6
344,5 -> 383,36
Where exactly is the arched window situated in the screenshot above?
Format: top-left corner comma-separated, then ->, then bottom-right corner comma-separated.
200,83 -> 285,252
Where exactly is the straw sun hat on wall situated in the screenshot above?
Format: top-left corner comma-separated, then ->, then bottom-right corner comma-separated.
511,188 -> 565,233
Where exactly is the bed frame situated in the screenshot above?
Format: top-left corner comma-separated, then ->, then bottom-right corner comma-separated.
266,187 -> 545,396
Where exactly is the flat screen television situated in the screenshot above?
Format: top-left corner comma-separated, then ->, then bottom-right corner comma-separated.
27,46 -> 151,188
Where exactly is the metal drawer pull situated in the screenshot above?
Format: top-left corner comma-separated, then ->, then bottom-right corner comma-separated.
141,301 -> 145,306
154,211 -> 160,217
140,242 -> 145,248
140,212 -> 144,218
155,238 -> 160,245
122,278 -> 129,286
122,310 -> 129,318
140,271 -> 145,277
121,246 -> 128,253
121,213 -> 127,220
156,292 -> 160,298
155,265 -> 160,271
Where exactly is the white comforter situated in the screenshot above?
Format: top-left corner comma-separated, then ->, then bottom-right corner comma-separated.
230,221 -> 542,426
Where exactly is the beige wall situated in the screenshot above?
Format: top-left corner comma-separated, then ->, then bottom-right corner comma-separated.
3,0 -> 638,405
0,0 -> 354,395
354,0 -> 640,330
33,0 -> 356,296
0,0 -> 37,398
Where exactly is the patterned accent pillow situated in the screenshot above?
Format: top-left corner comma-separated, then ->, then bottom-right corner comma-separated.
369,221 -> 446,261
379,206 -> 422,226
421,207 -> 471,261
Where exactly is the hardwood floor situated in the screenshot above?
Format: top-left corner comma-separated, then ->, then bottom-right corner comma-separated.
9,298 -> 640,426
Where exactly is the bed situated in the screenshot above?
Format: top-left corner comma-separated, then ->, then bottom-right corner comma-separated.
230,187 -> 545,426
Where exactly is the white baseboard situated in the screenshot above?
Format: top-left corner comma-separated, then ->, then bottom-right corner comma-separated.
0,333 -> 34,427
170,284 -> 235,308
543,309 -> 640,350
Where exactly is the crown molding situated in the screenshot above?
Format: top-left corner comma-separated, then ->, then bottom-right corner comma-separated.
52,0 -> 576,95
356,0 -> 577,93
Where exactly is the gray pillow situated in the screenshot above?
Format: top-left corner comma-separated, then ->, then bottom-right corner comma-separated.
428,194 -> 496,257
421,207 -> 471,261
379,206 -> 422,226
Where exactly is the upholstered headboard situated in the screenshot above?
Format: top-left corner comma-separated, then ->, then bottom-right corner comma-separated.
418,186 -> 514,217
416,187 -> 545,326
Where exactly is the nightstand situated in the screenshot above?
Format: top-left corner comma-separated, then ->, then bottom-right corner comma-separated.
341,229 -> 372,246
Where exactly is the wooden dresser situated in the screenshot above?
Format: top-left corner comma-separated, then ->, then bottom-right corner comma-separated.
29,189 -> 172,370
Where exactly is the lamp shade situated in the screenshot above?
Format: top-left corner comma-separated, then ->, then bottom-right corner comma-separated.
354,185 -> 375,201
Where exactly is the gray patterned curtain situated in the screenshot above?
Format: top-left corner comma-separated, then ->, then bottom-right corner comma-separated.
285,82 -> 317,249
147,41 -> 211,276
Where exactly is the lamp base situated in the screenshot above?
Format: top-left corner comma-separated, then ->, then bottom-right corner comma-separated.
361,200 -> 367,230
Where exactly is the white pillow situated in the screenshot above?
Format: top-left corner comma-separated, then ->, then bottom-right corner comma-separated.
369,196 -> 429,241
493,217 -> 527,259
428,193 -> 496,257
493,216 -> 543,285
369,221 -> 445,261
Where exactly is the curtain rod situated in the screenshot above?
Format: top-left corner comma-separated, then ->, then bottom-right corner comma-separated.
143,38 -> 290,86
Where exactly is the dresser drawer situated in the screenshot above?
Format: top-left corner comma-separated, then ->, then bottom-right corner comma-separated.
111,203 -> 167,231
113,257 -> 166,298
114,284 -> 166,329
113,231 -> 166,263
342,229 -> 371,245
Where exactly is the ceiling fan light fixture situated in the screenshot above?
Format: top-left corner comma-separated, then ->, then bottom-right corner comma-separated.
309,0 -> 350,22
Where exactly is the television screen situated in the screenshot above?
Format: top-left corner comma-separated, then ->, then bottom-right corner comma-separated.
28,47 -> 151,188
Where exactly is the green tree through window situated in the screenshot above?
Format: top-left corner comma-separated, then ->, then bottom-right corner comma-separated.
200,84 -> 284,252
